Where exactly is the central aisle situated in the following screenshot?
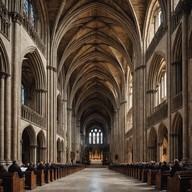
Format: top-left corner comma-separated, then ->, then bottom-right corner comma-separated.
30,168 -> 163,192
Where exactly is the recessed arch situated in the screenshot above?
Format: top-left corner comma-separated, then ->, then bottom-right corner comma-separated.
0,38 -> 10,75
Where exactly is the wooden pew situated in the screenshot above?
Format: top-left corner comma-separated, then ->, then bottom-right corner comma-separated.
141,169 -> 149,182
34,170 -> 45,186
147,169 -> 158,185
50,169 -> 54,182
0,179 -> 3,192
155,170 -> 170,190
0,172 -> 25,192
167,171 -> 192,192
138,168 -> 143,181
54,169 -> 57,180
44,169 -> 50,183
24,171 -> 37,190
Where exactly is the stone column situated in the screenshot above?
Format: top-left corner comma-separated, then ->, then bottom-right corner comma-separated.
133,65 -> 145,162
182,12 -> 188,161
30,145 -> 37,163
0,73 -> 5,163
63,99 -> 67,163
120,101 -> 126,163
35,89 -> 46,116
40,147 -> 46,162
67,108 -> 72,162
47,66 -> 57,162
5,75 -> 11,164
167,0 -> 172,164
10,12 -> 21,161
189,58 -> 192,161
157,143 -> 162,162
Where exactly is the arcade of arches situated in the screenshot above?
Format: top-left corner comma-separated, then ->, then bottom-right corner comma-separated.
0,0 -> 192,167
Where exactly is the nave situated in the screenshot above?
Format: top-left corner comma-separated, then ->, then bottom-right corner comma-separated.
30,168 -> 164,192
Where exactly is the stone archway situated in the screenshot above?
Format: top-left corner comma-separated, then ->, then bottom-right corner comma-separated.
22,126 -> 36,164
172,113 -> 183,161
37,130 -> 46,163
158,123 -> 168,162
148,127 -> 157,161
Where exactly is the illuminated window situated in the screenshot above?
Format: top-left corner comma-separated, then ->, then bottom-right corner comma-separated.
21,84 -> 26,105
88,128 -> 103,144
23,0 -> 36,26
155,60 -> 167,106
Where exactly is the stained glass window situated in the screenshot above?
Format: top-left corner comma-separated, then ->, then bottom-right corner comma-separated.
88,128 -> 103,144
23,0 -> 35,26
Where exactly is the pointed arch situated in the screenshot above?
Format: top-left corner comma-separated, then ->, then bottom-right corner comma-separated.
37,130 -> 46,163
172,113 -> 183,161
21,125 -> 36,164
0,38 -> 10,75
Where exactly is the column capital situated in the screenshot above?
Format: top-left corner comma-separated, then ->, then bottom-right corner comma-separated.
46,65 -> 57,72
30,144 -> 38,149
134,65 -> 145,72
35,89 -> 47,93
9,12 -> 22,24
0,72 -> 10,78
170,133 -> 178,137
67,108 -> 72,111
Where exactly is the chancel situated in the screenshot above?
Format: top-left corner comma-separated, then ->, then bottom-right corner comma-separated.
0,0 -> 192,191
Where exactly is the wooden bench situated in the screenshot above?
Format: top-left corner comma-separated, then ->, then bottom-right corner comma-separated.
141,169 -> 149,182
44,169 -> 50,183
34,170 -> 45,186
50,169 -> 55,182
57,168 -> 62,179
155,170 -> 170,190
147,169 -> 158,185
0,172 -> 25,192
167,171 -> 192,192
54,169 -> 57,180
0,179 -> 3,192
137,168 -> 143,181
24,171 -> 37,190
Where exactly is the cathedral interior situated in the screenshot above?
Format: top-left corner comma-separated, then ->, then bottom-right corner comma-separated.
0,0 -> 192,167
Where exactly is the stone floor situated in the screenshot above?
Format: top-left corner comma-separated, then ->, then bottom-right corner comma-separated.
30,168 -> 166,192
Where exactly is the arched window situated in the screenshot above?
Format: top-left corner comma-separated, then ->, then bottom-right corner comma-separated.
155,60 -> 167,106
146,1 -> 163,47
21,84 -> 26,105
128,71 -> 133,109
24,0 -> 36,26
88,128 -> 103,144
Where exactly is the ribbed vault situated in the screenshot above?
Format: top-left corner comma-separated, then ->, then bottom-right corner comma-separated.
45,0 -> 150,139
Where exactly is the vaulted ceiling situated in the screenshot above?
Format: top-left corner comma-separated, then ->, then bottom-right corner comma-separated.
44,0 -> 150,134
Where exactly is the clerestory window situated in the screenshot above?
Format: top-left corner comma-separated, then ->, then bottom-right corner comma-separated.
155,60 -> 167,106
21,84 -> 26,105
24,0 -> 36,26
89,128 -> 103,144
